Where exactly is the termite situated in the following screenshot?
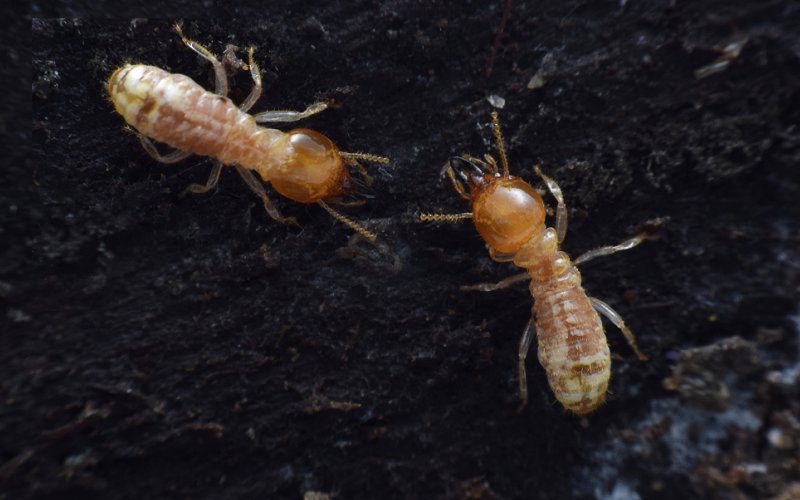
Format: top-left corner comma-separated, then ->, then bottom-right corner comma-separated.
108,24 -> 388,240
421,112 -> 655,415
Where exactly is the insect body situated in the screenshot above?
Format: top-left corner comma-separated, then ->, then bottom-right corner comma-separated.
422,113 -> 650,414
108,24 -> 387,239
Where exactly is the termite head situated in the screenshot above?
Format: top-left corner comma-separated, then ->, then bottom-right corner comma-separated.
269,129 -> 348,203
450,156 -> 546,255
471,175 -> 546,254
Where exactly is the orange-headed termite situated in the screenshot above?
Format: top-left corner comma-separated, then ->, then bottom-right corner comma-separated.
108,24 -> 388,240
421,112 -> 657,415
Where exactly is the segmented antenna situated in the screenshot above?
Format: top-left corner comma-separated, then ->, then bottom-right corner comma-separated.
419,213 -> 473,223
340,152 -> 391,164
490,112 -> 510,178
318,200 -> 377,242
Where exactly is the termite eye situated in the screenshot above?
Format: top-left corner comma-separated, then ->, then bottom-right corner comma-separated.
471,179 -> 546,254
270,129 -> 346,203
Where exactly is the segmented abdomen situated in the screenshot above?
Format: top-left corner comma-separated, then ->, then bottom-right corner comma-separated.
107,64 -> 282,171
515,227 -> 611,414
532,276 -> 610,414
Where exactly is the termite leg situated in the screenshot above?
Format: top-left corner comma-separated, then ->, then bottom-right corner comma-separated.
234,166 -> 298,225
180,160 -> 223,197
460,272 -> 530,292
517,317 -> 537,414
252,102 -> 329,123
589,297 -> 649,361
574,232 -> 647,266
174,22 -> 228,97
324,197 -> 367,208
137,134 -> 191,164
238,46 -> 262,113
533,165 -> 567,243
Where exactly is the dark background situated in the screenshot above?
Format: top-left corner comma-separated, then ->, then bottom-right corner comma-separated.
10,1 -> 800,498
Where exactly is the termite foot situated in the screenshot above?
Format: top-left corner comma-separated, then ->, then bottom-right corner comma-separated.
639,216 -> 670,239
222,44 -> 247,72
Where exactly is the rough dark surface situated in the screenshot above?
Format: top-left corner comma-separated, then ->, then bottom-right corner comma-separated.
11,2 -> 800,498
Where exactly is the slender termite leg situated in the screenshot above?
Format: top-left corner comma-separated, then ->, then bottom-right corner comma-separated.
180,161 -> 223,198
590,297 -> 649,361
460,272 -> 530,292
574,232 -> 647,266
252,102 -> 329,123
137,134 -> 191,164
234,166 -> 298,225
517,317 -> 537,414
418,212 -> 473,223
174,22 -> 228,97
318,199 -> 377,242
533,164 -> 567,243
324,197 -> 367,208
238,46 -> 262,113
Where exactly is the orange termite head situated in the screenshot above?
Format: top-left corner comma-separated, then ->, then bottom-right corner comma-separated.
453,156 -> 546,255
269,129 -> 348,203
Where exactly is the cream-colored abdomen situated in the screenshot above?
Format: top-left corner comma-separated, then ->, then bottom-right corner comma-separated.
107,64 -> 283,171
532,276 -> 611,414
515,227 -> 611,414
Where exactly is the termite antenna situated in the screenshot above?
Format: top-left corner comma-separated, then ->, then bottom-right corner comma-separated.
490,111 -> 510,178
340,152 -> 390,164
419,212 -> 473,223
318,199 -> 377,242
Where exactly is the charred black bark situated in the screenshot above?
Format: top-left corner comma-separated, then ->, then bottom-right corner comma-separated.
11,2 -> 800,498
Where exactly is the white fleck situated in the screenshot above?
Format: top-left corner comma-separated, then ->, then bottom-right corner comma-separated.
598,480 -> 640,500
767,428 -> 795,450
7,308 -> 31,322
740,463 -> 767,475
487,94 -> 505,109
